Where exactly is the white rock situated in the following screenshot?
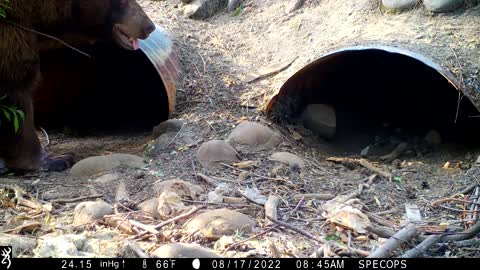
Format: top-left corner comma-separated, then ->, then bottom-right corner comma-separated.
152,243 -> 220,258
0,233 -> 37,257
423,0 -> 463,12
269,152 -> 305,168
71,154 -> 145,177
73,200 -> 113,225
226,121 -> 282,151
382,0 -> 417,10
197,140 -> 240,168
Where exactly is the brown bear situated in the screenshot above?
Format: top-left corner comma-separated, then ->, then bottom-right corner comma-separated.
0,0 -> 155,173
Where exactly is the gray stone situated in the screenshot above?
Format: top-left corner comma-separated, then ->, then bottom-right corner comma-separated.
153,119 -> 185,140
197,140 -> 240,168
423,0 -> 463,12
83,237 -> 123,257
382,0 -> 417,10
0,233 -> 37,257
71,154 -> 145,177
138,198 -> 160,218
301,104 -> 336,139
153,180 -> 205,198
73,200 -> 113,225
93,173 -> 120,185
269,152 -> 305,168
183,0 -> 228,20
152,243 -> 220,258
33,234 -> 86,257
184,209 -> 255,239
226,121 -> 282,151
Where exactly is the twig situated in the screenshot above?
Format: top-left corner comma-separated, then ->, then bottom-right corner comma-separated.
368,223 -> 418,258
379,142 -> 408,162
50,195 -> 103,203
358,159 -> 392,180
128,205 -> 205,240
129,220 -> 159,234
265,195 -> 280,226
2,19 -> 91,58
267,216 -> 325,244
221,227 -> 275,255
400,234 -> 443,258
293,193 -> 335,200
39,127 -> 50,146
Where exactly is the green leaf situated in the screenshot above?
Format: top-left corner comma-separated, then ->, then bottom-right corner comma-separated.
13,114 -> 19,133
393,176 -> 402,183
16,110 -> 24,121
0,95 -> 6,101
3,109 -> 10,122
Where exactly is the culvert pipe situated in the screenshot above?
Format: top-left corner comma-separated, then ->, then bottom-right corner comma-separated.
266,45 -> 480,144
33,26 -> 179,131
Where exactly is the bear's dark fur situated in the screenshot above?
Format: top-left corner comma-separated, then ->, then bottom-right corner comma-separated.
0,0 -> 155,172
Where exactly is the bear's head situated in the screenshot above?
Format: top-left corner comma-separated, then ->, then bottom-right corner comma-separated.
73,0 -> 156,50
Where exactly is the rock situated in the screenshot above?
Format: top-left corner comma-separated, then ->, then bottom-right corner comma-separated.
197,140 -> 240,168
153,119 -> 185,140
34,234 -> 86,257
138,198 -> 160,218
93,173 -> 120,185
152,243 -> 220,258
184,209 -> 255,239
226,121 -> 282,152
382,0 -> 417,11
269,152 -> 305,168
424,130 -> 442,145
73,200 -> 113,226
153,132 -> 177,150
476,155 -> 480,164
0,233 -> 37,257
157,190 -> 188,219
183,0 -> 228,20
423,0 -> 463,12
228,0 -> 243,12
83,237 -> 123,257
153,179 -> 205,198
301,104 -> 336,139
71,154 -> 145,177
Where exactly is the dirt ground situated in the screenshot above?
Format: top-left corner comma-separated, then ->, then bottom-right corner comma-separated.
2,0 -> 480,258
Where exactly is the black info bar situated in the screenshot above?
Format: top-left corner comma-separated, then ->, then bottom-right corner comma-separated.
1,258 -> 479,270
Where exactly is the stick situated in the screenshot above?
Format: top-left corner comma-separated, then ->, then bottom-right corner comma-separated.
265,195 -> 280,226
221,227 -> 274,255
267,216 -> 325,244
129,220 -> 159,234
293,193 -> 335,200
2,19 -> 91,58
50,195 -> 103,203
128,205 -> 205,240
400,234 -> 443,258
358,159 -> 392,180
368,223 -> 418,258
380,142 -> 408,162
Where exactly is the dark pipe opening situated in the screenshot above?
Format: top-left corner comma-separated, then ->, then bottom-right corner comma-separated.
269,48 -> 480,153
35,44 -> 169,133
